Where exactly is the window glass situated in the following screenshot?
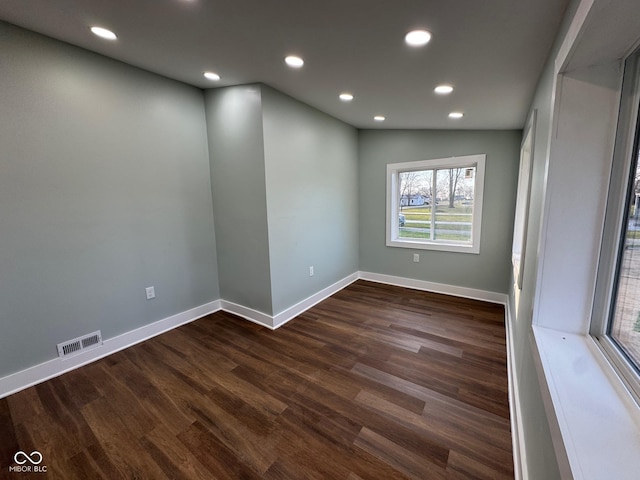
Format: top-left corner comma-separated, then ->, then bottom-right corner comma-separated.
387,155 -> 485,254
609,151 -> 640,370
398,169 -> 433,240
593,49 -> 640,398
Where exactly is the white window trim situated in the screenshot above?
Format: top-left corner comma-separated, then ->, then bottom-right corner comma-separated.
386,154 -> 486,254
591,48 -> 640,403
527,1 -> 640,479
512,109 -> 537,290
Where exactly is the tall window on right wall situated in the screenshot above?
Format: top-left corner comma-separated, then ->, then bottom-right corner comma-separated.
593,48 -> 640,400
609,149 -> 640,367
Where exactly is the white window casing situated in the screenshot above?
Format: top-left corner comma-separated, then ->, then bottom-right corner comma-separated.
386,154 -> 486,254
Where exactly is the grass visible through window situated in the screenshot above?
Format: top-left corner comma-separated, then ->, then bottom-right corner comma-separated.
399,204 -> 473,242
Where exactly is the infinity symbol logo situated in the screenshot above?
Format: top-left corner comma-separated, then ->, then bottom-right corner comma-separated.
13,451 -> 43,465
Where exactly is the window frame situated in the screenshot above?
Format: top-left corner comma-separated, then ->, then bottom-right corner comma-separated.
386,154 -> 486,254
591,49 -> 640,403
512,110 -> 537,291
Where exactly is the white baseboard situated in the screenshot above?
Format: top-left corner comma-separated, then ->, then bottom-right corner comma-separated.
358,271 -> 508,305
0,300 -> 221,399
220,300 -> 275,329
506,296 -> 527,480
220,272 -> 360,330
0,271 -> 509,400
272,272 -> 359,328
0,273 -> 360,398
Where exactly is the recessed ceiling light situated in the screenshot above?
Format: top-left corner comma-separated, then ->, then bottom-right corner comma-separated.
339,93 -> 354,102
449,112 -> 464,119
90,26 -> 117,41
435,85 -> 454,94
204,71 -> 220,81
374,115 -> 386,122
405,30 -> 431,47
285,55 -> 304,68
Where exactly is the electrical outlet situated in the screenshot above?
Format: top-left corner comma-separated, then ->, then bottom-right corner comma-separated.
413,253 -> 420,263
145,286 -> 156,300
309,266 -> 314,277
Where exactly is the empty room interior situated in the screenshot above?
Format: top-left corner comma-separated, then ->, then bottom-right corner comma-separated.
2,0 -> 640,479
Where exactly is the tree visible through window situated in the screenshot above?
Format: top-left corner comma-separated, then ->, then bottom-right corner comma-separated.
609,151 -> 640,369
387,155 -> 485,253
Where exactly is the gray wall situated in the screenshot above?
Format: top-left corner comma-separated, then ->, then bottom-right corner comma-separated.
358,130 -> 521,294
508,1 -> 580,478
261,86 -> 359,315
204,85 -> 273,314
2,39 -> 570,480
205,84 -> 359,317
0,22 -> 220,377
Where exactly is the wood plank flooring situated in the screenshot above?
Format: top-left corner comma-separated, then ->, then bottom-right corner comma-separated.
0,280 -> 513,479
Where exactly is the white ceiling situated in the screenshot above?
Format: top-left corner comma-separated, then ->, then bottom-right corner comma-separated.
0,0 -> 569,129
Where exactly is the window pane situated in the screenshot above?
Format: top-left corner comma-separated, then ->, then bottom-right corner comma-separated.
398,170 -> 433,240
610,153 -> 640,370
434,167 -> 474,242
386,154 -> 485,254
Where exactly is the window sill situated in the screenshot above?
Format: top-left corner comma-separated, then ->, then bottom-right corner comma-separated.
531,326 -> 640,480
386,239 -> 479,254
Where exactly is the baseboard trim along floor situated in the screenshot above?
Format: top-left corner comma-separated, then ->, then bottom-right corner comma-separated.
0,271 -> 507,399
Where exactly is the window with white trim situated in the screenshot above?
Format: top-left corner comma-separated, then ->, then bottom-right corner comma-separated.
386,154 -> 485,254
593,48 -> 640,401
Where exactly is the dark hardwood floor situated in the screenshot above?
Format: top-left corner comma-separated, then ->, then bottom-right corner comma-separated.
0,280 -> 513,479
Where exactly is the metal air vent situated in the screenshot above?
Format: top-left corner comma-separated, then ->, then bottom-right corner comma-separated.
57,330 -> 103,358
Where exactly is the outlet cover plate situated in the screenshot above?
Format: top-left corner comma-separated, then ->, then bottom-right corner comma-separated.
146,286 -> 156,299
